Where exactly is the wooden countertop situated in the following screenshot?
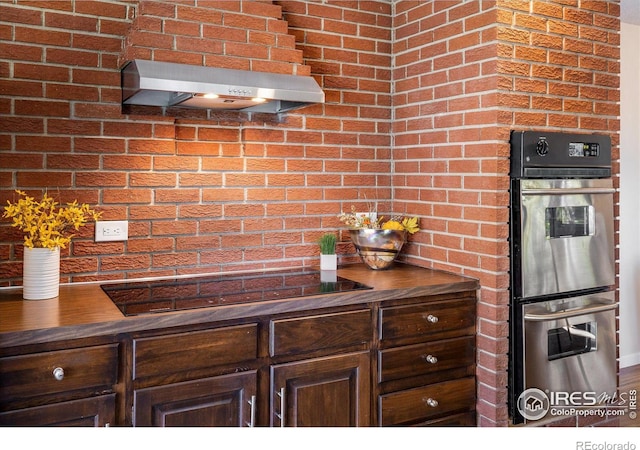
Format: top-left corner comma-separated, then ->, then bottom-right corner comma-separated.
0,263 -> 479,348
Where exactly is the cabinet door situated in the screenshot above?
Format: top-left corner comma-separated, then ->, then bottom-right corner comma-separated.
270,352 -> 370,427
0,394 -> 116,427
134,371 -> 257,427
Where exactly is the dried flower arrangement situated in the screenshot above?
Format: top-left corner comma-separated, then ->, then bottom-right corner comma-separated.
337,205 -> 420,234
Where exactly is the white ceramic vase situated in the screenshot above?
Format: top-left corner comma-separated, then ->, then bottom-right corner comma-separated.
320,254 -> 337,271
23,247 -> 60,300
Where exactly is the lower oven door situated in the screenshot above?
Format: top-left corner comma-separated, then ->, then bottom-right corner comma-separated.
519,292 -> 617,422
514,178 -> 615,299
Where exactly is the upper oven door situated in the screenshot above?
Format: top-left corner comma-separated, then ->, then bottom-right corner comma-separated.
513,178 -> 615,299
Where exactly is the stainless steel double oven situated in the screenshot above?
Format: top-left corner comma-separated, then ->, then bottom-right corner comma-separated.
508,131 -> 617,424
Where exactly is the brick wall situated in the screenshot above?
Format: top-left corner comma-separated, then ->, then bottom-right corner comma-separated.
392,1 -> 509,426
0,0 -> 621,427
393,0 -> 620,426
0,0 -> 393,283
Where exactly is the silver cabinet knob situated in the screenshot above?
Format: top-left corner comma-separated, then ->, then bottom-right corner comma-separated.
425,397 -> 439,408
426,314 -> 439,323
52,367 -> 64,381
423,354 -> 438,364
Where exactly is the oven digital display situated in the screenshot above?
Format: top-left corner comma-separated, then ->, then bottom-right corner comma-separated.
568,142 -> 600,157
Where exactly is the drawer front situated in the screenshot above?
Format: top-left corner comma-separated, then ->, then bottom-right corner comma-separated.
379,376 -> 475,426
0,394 -> 116,427
379,298 -> 475,343
134,324 -> 258,380
378,336 -> 474,383
0,344 -> 119,403
418,411 -> 476,427
270,309 -> 371,357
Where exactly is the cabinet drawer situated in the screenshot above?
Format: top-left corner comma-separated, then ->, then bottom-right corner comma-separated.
379,298 -> 475,344
378,376 -> 475,426
134,324 -> 258,380
0,344 -> 119,404
378,336 -> 474,383
270,309 -> 371,357
418,411 -> 476,427
0,394 -> 116,427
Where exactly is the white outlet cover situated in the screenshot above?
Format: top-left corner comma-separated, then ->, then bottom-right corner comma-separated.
95,220 -> 128,242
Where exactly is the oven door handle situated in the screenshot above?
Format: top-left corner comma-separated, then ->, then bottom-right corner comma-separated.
524,301 -> 617,321
521,188 -> 616,196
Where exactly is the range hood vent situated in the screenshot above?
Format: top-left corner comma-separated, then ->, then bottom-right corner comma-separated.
121,60 -> 324,114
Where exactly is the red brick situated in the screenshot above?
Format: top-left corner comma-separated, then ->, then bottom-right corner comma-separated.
16,171 -> 72,187
153,188 -> 197,203
103,189 -> 152,204
129,173 -> 175,188
126,207 -> 172,221
128,237 -> 175,253
173,204 -> 219,220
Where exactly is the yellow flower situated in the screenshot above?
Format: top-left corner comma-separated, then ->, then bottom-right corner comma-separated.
401,217 -> 420,234
2,190 -> 102,249
381,220 -> 405,231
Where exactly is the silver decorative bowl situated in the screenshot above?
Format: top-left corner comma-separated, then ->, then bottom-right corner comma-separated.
348,229 -> 407,270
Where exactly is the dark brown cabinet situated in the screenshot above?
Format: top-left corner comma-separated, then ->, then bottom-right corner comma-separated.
0,394 -> 116,426
0,287 -> 476,427
0,341 -> 120,427
379,377 -> 475,425
270,352 -> 370,427
132,324 -> 259,380
268,309 -> 372,426
131,323 -> 260,427
376,292 -> 477,426
134,371 -> 258,427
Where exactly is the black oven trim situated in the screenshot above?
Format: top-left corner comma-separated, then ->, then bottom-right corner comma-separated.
510,130 -> 612,180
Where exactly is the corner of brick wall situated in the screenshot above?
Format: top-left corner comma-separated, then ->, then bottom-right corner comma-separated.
393,0 -> 620,427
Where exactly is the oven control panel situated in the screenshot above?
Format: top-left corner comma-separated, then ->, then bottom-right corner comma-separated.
567,141 -> 600,158
510,130 -> 611,178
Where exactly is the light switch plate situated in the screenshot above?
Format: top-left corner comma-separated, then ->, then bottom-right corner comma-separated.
95,220 -> 128,242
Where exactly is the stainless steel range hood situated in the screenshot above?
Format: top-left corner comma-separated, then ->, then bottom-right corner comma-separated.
121,59 -> 324,114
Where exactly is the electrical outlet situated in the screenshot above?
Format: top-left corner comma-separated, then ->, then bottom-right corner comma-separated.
95,220 -> 128,242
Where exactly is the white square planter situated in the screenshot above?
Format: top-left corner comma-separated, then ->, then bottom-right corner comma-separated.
320,254 -> 337,271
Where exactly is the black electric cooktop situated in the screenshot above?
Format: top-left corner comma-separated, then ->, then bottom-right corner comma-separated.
101,268 -> 372,317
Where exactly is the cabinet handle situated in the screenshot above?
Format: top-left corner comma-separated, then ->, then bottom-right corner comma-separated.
425,314 -> 439,323
52,367 -> 65,381
424,397 -> 439,408
276,387 -> 285,427
422,354 -> 438,364
247,395 -> 256,427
